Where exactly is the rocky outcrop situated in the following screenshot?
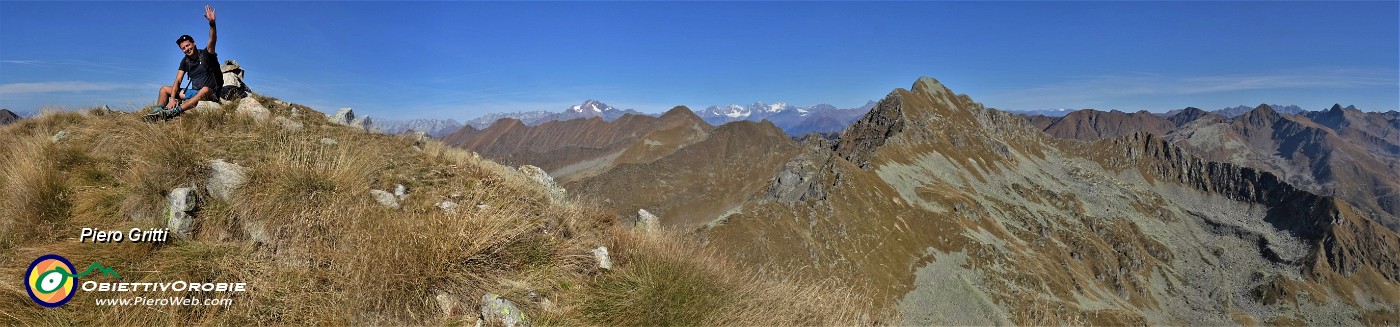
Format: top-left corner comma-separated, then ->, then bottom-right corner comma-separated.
766,135 -> 834,203
329,108 -> 355,125
834,96 -> 904,169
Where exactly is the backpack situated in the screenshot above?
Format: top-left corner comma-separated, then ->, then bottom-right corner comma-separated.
219,59 -> 251,101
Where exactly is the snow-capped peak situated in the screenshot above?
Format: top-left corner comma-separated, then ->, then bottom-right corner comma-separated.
568,99 -> 614,113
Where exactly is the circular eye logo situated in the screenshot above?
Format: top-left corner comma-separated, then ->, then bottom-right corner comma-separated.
25,254 -> 76,308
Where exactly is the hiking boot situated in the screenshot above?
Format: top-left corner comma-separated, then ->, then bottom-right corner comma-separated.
142,107 -> 184,122
142,107 -> 167,122
162,108 -> 184,120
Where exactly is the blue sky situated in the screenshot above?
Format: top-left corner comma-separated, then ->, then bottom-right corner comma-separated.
1,1 -> 1396,120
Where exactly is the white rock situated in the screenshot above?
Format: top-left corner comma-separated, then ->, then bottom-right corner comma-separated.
437,201 -> 459,214
206,159 -> 248,201
235,97 -> 271,122
319,137 -> 338,145
370,189 -> 399,209
393,184 -> 407,200
592,246 -> 613,270
49,130 -> 68,143
194,101 -> 221,112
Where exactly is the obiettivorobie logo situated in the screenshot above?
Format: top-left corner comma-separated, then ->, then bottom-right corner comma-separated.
25,254 -> 121,308
25,253 -> 248,307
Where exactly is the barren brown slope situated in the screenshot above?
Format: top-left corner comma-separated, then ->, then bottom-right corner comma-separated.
441,107 -> 713,182
701,77 -> 1400,325
1041,108 -> 1174,140
572,120 -> 801,230
1166,106 -> 1224,127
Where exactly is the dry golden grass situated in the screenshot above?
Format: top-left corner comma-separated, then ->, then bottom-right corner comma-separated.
0,97 -> 868,325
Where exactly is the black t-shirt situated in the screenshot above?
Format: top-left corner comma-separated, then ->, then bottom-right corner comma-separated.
178,48 -> 219,90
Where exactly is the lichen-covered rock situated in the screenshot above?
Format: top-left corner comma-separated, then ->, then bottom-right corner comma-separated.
518,165 -> 566,204
480,293 -> 529,327
166,187 -> 199,237
206,159 -> 248,201
636,209 -> 660,232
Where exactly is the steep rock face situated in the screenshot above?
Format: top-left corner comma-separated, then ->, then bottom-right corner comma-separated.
834,95 -> 905,169
702,77 -> 1399,325
1105,132 -> 1400,280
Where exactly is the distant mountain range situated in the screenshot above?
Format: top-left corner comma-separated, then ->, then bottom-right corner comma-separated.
374,118 -> 464,137
1015,104 -> 1312,118
462,99 -> 875,137
696,101 -> 876,136
1002,108 -> 1077,117
463,100 -> 646,129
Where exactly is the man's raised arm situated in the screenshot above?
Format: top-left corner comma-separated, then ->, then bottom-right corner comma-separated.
204,5 -> 217,55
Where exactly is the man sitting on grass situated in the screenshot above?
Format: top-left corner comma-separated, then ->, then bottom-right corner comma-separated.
147,5 -> 219,121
